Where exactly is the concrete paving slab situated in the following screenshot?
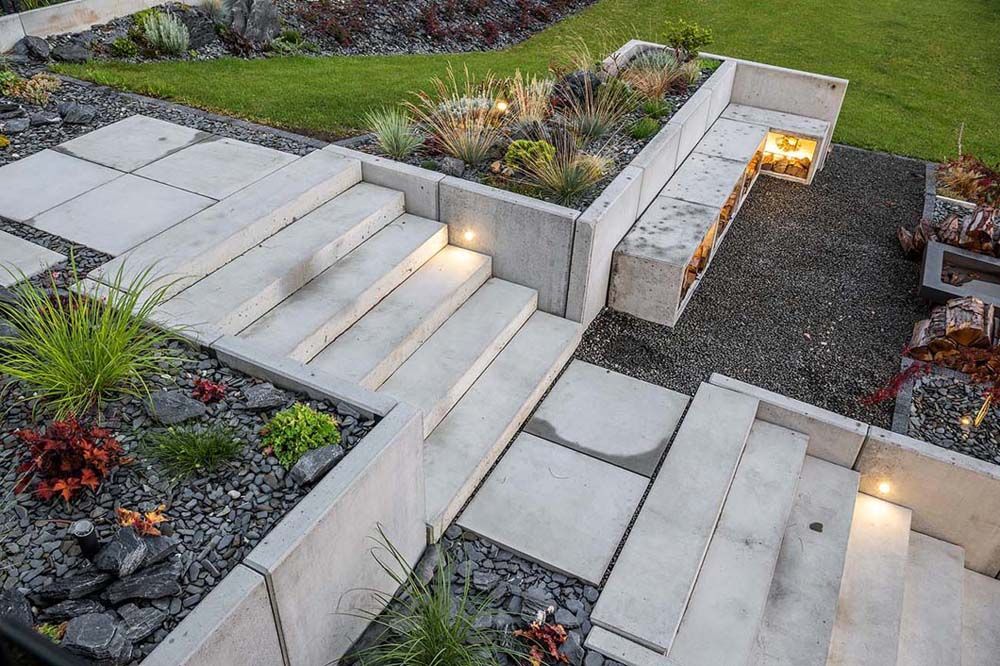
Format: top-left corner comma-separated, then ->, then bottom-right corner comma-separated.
694,118 -> 768,163
590,383 -> 759,653
424,311 -> 581,539
31,174 -> 213,256
0,150 -> 121,222
136,136 -> 298,199
721,103 -> 830,140
238,215 -> 447,361
458,432 -> 647,585
0,231 -> 66,286
896,532 -> 964,666
56,115 -> 210,172
379,278 -> 537,437
668,421 -> 807,666
156,182 -> 402,333
525,360 -> 688,476
619,196 -> 719,268
826,494 -> 912,666
308,246 -> 491,390
659,151 -> 746,211
962,569 -> 1000,665
749,456 -> 860,666
585,626 -> 670,666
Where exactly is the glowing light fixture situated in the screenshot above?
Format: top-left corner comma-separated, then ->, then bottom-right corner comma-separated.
463,229 -> 476,242
960,414 -> 973,428
877,481 -> 891,496
495,100 -> 509,113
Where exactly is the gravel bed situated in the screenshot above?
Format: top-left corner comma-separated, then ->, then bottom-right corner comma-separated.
0,340 -> 374,663
908,372 -> 1000,464
577,144 -> 929,427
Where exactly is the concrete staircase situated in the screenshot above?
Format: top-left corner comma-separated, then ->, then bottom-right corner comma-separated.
586,382 -> 1000,666
89,149 -> 580,540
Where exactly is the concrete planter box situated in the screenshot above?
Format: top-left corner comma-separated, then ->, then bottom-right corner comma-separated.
142,337 -> 426,666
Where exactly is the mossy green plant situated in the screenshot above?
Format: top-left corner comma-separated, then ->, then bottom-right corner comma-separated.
504,139 -> 556,169
111,36 -> 140,58
628,116 -> 660,140
261,403 -> 341,467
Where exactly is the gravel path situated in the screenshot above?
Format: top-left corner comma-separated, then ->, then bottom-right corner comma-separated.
577,145 -> 928,427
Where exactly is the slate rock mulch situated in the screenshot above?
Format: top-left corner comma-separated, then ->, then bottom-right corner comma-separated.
908,372 -> 1000,465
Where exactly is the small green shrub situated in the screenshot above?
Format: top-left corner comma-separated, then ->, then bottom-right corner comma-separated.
514,135 -> 610,206
364,106 -> 424,159
261,403 -> 340,467
143,11 -> 191,56
700,57 -> 723,73
0,69 -> 19,95
35,623 -> 65,644
143,425 -> 242,478
110,36 -> 140,58
0,135 -> 9,150
270,29 -> 319,55
642,98 -> 673,119
504,139 -> 556,169
662,18 -> 713,61
629,117 -> 660,140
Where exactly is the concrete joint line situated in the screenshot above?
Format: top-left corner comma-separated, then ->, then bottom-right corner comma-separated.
244,559 -> 292,666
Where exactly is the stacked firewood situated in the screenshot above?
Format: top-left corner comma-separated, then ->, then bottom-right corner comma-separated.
898,206 -> 999,257
908,296 -> 996,362
762,153 -> 811,180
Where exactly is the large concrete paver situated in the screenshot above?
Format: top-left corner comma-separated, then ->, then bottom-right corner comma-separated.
56,115 -> 210,172
667,421 -> 807,666
896,532 -> 964,666
826,494 -> 912,666
692,118 -> 768,163
525,360 -> 688,476
962,569 -> 1000,665
308,245 -> 491,390
379,277 -> 536,437
238,215 -> 447,361
0,230 -> 65,285
748,456 -> 860,666
0,150 -> 121,222
590,383 -> 759,653
136,136 -> 298,199
458,432 -> 646,585
31,174 -> 214,256
585,627 -> 670,666
659,151 -> 746,211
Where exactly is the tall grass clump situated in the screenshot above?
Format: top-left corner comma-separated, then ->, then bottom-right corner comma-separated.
514,131 -> 610,205
143,11 -> 190,55
559,77 -> 639,142
506,70 -> 554,125
0,260 -> 181,419
621,49 -> 687,99
351,527 -> 523,666
365,107 -> 424,159
406,66 -> 507,165
143,425 -> 243,478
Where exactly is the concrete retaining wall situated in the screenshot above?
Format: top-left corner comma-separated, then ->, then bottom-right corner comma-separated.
324,145 -> 445,220
0,13 -> 25,52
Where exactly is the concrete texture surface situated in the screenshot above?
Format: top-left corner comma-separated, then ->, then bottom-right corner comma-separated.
962,569 -> 1000,665
0,149 -> 120,222
0,230 -> 65,285
897,532 -> 964,666
325,145 -> 446,220
56,114 -> 210,172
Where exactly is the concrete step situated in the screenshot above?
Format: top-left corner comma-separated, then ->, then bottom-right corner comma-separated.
378,278 -> 537,437
308,246 -> 492,390
749,456 -> 860,666
585,626 -> 670,666
423,311 -> 581,540
667,421 -> 807,666
590,383 -> 760,654
896,532 -> 964,666
156,183 -> 404,335
237,215 -> 447,361
963,569 -> 1000,665
826,494 -> 912,666
90,150 -> 361,297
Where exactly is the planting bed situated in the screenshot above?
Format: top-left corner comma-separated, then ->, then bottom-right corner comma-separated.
905,369 -> 1000,465
0,335 -> 373,663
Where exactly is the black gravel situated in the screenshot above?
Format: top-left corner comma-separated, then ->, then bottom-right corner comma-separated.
907,371 -> 1000,464
577,145 -> 929,427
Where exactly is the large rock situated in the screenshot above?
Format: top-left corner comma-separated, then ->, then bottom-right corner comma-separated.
147,390 -> 207,425
0,103 -> 25,120
104,559 -> 182,605
1,116 -> 28,134
36,570 -> 113,601
62,613 -> 133,665
118,603 -> 166,642
13,36 -> 50,61
38,598 -> 106,623
142,535 -> 179,567
289,444 -> 345,486
228,0 -> 280,46
30,111 -> 62,127
0,589 -> 33,628
57,102 -> 97,125
178,10 -> 219,49
51,43 -> 91,64
94,528 -> 148,577
241,382 -> 287,411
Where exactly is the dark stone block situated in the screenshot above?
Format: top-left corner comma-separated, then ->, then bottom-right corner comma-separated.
94,528 -> 148,577
104,559 -> 182,605
36,570 -> 113,602
0,589 -> 33,628
289,444 -> 345,486
37,598 -> 106,623
62,613 -> 133,665
51,43 -> 91,64
147,390 -> 207,425
117,603 -> 166,642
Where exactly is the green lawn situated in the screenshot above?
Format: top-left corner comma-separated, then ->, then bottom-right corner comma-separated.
59,0 -> 1000,162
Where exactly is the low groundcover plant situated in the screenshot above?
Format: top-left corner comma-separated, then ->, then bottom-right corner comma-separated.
261,402 -> 340,467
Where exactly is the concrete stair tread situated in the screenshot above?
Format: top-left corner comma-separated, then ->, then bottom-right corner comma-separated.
897,532 -> 964,666
749,456 -> 860,666
825,494 -> 912,666
963,569 -> 1000,665
378,277 -> 537,437
667,421 -> 808,666
236,214 -> 447,361
308,245 -> 492,390
585,626 -> 670,666
156,182 -> 403,334
90,150 -> 361,297
590,383 -> 760,653
423,311 -> 581,540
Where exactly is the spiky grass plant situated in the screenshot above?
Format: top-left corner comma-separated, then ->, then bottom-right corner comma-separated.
681,59 -> 703,86
143,11 -> 190,56
515,132 -> 610,206
143,425 -> 243,478
352,527 -> 523,666
405,66 -> 507,165
0,259 -> 182,419
365,107 -> 424,159
506,70 -> 554,124
622,49 -> 687,100
559,77 -> 639,143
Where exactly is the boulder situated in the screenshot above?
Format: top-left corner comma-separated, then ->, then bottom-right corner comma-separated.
147,390 -> 207,425
1,117 -> 29,134
104,559 -> 182,605
94,528 -> 148,578
228,0 -> 279,46
0,589 -> 33,628
57,102 -> 97,125
141,534 -> 179,567
0,103 -> 25,120
440,157 -> 466,177
38,598 -> 106,623
117,603 -> 166,642
13,36 -> 50,61
29,111 -> 62,127
289,444 -> 345,486
62,613 -> 133,665
241,382 -> 287,411
51,43 -> 91,64
36,570 -> 113,602
178,10 -> 219,49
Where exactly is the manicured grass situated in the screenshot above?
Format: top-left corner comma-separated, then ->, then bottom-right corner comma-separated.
59,0 -> 1000,162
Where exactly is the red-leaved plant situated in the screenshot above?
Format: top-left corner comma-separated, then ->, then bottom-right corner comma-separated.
16,419 -> 124,502
514,622 -> 570,665
192,378 -> 227,404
